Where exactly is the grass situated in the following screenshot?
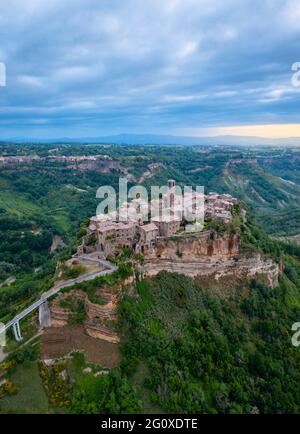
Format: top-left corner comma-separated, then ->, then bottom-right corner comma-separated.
52,211 -> 72,233
68,351 -> 108,381
0,190 -> 40,216
0,361 -> 50,414
4,316 -> 39,353
132,361 -> 163,414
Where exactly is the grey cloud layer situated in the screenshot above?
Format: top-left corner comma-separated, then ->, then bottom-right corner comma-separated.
0,0 -> 299,137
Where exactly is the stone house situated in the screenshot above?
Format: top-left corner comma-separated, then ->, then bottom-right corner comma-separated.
138,223 -> 159,252
151,216 -> 181,238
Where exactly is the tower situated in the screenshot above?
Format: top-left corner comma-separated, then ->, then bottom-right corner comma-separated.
168,179 -> 175,217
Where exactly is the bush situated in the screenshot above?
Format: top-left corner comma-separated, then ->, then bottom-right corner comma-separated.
39,360 -> 71,408
62,264 -> 86,280
0,380 -> 18,398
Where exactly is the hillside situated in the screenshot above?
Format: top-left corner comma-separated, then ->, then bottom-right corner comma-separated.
221,160 -> 300,235
118,220 -> 300,413
1,196 -> 300,413
1,143 -> 300,329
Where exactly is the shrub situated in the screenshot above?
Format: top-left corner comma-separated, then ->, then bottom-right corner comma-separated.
38,360 -> 71,408
62,264 -> 86,280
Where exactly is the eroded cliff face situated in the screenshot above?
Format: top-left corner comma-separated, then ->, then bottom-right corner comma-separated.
48,275 -> 136,346
143,254 -> 279,288
143,231 -> 280,288
50,289 -> 120,343
147,231 -> 240,260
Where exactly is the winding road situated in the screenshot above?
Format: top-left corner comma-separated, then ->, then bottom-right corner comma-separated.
0,254 -> 117,338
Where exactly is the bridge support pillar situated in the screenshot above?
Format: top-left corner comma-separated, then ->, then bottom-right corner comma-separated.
12,321 -> 22,342
39,301 -> 51,328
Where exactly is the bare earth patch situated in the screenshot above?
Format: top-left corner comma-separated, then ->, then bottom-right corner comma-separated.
41,325 -> 120,368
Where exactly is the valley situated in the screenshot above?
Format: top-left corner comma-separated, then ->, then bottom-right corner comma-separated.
1,143 -> 300,414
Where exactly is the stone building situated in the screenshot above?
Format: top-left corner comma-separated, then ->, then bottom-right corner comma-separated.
138,223 -> 159,253
151,216 -> 181,238
98,221 -> 137,256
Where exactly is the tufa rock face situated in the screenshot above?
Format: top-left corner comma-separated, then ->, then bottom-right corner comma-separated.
147,231 -> 240,260
49,289 -> 120,343
84,321 -> 119,344
142,230 -> 280,288
142,253 -> 280,288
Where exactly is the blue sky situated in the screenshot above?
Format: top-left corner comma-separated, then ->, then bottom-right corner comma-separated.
0,0 -> 300,139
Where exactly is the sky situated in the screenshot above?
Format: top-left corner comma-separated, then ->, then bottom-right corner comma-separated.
0,0 -> 300,139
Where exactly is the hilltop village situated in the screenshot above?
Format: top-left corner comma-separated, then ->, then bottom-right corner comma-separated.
81,180 -> 241,258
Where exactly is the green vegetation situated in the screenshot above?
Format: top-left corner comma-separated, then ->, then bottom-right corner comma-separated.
258,208 -> 300,236
61,264 -> 86,280
59,296 -> 86,324
1,143 -> 300,414
69,300 -> 86,325
119,266 -> 300,413
69,353 -> 141,414
0,345 -> 49,414
115,218 -> 300,414
1,143 -> 300,323
39,360 -> 72,408
61,261 -> 132,296
86,232 -> 97,247
0,362 -> 49,414
240,215 -> 283,261
87,293 -> 105,305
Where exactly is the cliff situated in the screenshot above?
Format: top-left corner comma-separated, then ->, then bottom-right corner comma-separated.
142,253 -> 279,288
49,288 -> 120,343
142,230 -> 280,288
147,231 -> 240,260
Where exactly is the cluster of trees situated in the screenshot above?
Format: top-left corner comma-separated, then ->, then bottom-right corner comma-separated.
71,369 -> 141,414
258,208 -> 300,236
117,220 -> 300,413
119,268 -> 300,413
39,360 -> 72,408
0,215 -> 52,273
0,161 -> 121,322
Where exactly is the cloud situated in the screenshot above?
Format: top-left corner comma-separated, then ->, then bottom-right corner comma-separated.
178,41 -> 199,59
178,124 -> 300,139
0,0 -> 299,138
17,75 -> 44,87
213,123 -> 300,138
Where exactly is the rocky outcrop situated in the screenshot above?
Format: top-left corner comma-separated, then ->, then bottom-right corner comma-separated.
48,279 -> 131,343
143,231 -> 280,288
50,300 -> 71,327
85,320 -> 120,343
50,235 -> 66,253
146,231 -> 240,261
85,298 -> 117,321
142,253 -> 279,288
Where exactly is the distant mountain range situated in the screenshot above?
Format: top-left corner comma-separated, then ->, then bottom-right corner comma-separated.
2,133 -> 300,147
